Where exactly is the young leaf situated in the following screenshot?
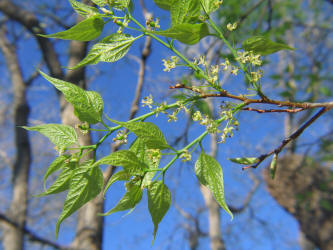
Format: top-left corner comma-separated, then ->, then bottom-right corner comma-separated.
111,120 -> 172,150
56,162 -> 104,235
42,155 -> 71,190
129,138 -> 159,188
170,0 -> 200,25
200,0 -> 222,14
148,181 -> 171,239
153,0 -> 171,10
90,0 -> 107,7
36,163 -> 74,197
22,124 -> 77,148
270,154 -> 278,179
229,157 -> 259,165
195,151 -> 233,218
68,33 -> 135,69
96,150 -> 145,175
111,0 -> 131,10
154,23 -> 209,45
101,182 -> 143,216
39,71 -> 104,124
69,0 -> 99,17
103,170 -> 131,196
242,35 -> 295,56
39,16 -> 104,41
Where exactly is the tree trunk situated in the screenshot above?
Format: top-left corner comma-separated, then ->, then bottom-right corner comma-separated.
0,25 -> 31,250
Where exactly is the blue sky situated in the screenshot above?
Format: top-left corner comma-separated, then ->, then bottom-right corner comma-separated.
1,1 -> 332,249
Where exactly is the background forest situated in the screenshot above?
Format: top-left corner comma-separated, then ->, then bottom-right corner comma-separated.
0,0 -> 333,249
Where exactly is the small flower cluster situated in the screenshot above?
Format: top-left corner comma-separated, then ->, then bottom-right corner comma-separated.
113,130 -> 128,144
162,56 -> 179,72
180,149 -> 192,162
167,102 -> 189,122
192,111 -> 221,134
146,17 -> 160,30
220,58 -> 239,75
219,109 -> 239,143
236,51 -> 262,66
147,149 -> 161,165
141,94 -> 153,108
75,122 -> 89,135
226,22 -> 237,31
114,17 -> 130,34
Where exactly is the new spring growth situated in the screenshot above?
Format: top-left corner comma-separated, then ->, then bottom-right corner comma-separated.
227,22 -> 238,31
141,94 -> 153,109
147,149 -> 161,165
75,122 -> 89,135
167,102 -> 189,122
219,109 -> 239,143
180,149 -> 192,162
192,111 -> 221,134
113,130 -> 128,145
162,56 -> 180,72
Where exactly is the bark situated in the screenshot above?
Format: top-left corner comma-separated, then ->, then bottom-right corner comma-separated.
0,25 -> 31,250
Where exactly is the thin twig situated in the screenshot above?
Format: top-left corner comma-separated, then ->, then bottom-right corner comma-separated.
242,107 -> 330,170
242,107 -> 305,113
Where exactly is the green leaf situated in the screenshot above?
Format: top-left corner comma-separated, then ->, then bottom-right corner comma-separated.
229,157 -> 259,165
153,0 -> 171,10
170,0 -> 200,25
96,150 -> 145,175
111,0 -> 131,10
36,163 -> 75,197
200,0 -> 222,14
56,162 -> 104,235
39,16 -> 104,41
39,71 -> 104,124
22,124 -> 77,148
129,138 -> 160,188
69,0 -> 99,17
242,35 -> 295,56
148,181 -> 171,239
112,120 -> 172,150
195,151 -> 233,218
103,170 -> 131,196
90,0 -> 107,7
270,154 -> 278,179
101,182 -> 143,216
69,33 -> 135,69
154,23 -> 209,45
42,155 -> 71,190
192,99 -> 212,118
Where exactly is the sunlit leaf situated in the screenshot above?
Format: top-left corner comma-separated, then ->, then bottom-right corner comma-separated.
154,23 -> 209,45
242,35 -> 295,56
56,161 -> 104,235
148,181 -> 171,239
69,33 -> 135,69
22,124 -> 77,148
39,71 -> 104,124
195,151 -> 233,218
39,16 -> 104,41
229,157 -> 259,165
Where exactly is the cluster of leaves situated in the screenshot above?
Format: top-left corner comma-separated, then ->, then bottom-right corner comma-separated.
23,0 -> 296,240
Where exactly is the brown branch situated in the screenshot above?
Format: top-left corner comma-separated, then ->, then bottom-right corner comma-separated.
242,107 -> 331,170
0,213 -> 69,250
242,107 -> 305,113
169,84 -> 333,109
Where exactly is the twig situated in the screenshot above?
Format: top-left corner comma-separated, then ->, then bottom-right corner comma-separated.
169,83 -> 333,109
242,107 -> 330,170
242,107 -> 305,113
